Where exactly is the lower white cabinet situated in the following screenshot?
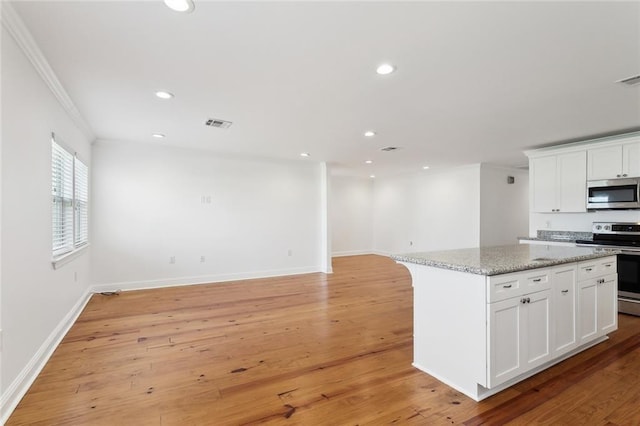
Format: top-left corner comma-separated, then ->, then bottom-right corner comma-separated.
579,272 -> 617,343
487,257 -> 617,389
488,289 -> 552,388
552,265 -> 578,356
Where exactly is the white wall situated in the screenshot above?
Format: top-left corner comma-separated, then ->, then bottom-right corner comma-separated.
480,165 -> 529,246
1,26 -> 92,415
91,141 -> 323,290
330,175 -> 373,256
373,165 -> 482,255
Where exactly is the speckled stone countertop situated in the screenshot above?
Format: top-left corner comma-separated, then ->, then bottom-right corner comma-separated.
518,230 -> 592,244
391,244 -> 618,276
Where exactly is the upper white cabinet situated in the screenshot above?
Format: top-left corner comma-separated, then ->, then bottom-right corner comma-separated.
587,141 -> 640,180
623,143 -> 640,178
531,151 -> 586,213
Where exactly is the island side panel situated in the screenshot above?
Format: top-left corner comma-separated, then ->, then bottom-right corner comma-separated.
401,263 -> 487,399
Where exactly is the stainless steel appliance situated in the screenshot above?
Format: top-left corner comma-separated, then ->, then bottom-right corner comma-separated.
576,222 -> 640,316
587,178 -> 640,210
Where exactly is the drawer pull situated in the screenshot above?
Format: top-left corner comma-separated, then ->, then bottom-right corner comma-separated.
532,278 -> 542,283
561,289 -> 569,294
585,268 -> 593,272
605,264 -> 612,268
503,284 -> 512,289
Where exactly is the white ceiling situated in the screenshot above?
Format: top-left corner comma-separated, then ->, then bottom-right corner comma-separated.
10,1 -> 640,177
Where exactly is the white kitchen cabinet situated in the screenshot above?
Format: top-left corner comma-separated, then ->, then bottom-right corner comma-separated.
623,142 -> 640,178
578,256 -> 617,344
587,141 -> 640,179
488,289 -> 552,388
552,265 -> 577,356
531,151 -> 586,213
578,277 -> 598,342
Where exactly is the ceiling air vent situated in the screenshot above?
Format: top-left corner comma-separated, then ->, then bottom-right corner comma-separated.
380,146 -> 401,152
205,118 -> 233,129
617,75 -> 640,87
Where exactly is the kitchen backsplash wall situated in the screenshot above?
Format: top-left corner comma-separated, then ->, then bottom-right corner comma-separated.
530,210 -> 640,235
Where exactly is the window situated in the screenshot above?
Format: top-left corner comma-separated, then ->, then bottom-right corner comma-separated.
51,134 -> 88,259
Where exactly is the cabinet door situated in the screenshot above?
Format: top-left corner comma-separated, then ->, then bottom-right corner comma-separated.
623,142 -> 640,178
557,151 -> 587,213
597,274 -> 618,335
587,145 -> 623,180
487,290 -> 552,388
488,297 -> 523,387
553,266 -> 577,356
523,290 -> 552,370
531,156 -> 558,213
578,279 -> 598,343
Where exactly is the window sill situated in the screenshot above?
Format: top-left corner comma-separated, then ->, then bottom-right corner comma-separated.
52,244 -> 90,270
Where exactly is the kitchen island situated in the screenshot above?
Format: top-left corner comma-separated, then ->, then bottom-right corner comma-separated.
391,244 -> 618,401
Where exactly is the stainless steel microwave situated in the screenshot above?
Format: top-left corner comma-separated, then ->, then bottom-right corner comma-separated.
587,178 -> 640,210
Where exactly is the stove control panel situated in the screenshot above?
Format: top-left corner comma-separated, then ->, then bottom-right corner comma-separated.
593,222 -> 640,235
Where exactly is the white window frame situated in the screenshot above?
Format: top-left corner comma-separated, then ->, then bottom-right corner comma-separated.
51,133 -> 89,269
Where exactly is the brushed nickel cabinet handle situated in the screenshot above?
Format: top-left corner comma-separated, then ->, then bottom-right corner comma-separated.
533,278 -> 542,282
561,290 -> 569,294
503,284 -> 512,288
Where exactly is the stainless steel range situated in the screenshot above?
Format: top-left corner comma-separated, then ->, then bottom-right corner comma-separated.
577,222 -> 640,316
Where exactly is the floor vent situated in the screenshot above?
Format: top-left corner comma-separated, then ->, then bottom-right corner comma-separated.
205,118 -> 233,129
617,75 -> 640,87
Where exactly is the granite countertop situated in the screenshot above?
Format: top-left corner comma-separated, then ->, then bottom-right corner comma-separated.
518,230 -> 592,244
391,244 -> 619,276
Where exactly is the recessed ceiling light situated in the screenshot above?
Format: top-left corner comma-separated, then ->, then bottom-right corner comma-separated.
300,152 -> 310,157
155,91 -> 174,99
365,160 -> 373,164
369,175 -> 376,178
152,133 -> 165,138
376,64 -> 396,75
164,0 -> 195,13
364,131 -> 376,137
423,166 -> 430,170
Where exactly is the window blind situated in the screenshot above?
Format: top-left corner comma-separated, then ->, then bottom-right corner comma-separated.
51,136 -> 89,258
52,140 -> 74,256
74,157 -> 89,246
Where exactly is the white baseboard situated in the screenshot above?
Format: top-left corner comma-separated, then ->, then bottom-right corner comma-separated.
0,288 -> 93,424
91,266 -> 322,293
331,250 -> 374,257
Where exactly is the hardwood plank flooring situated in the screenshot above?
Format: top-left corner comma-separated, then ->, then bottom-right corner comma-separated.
7,254 -> 640,425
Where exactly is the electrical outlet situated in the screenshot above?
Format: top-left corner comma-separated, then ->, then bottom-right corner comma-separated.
200,256 -> 206,263
170,256 -> 176,264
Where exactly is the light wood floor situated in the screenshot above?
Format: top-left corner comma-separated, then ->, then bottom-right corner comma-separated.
8,255 -> 640,425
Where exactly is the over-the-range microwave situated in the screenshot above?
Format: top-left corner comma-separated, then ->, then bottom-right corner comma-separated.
587,178 -> 640,210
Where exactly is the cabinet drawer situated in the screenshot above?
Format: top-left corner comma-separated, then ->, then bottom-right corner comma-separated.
577,256 -> 617,280
488,268 -> 551,303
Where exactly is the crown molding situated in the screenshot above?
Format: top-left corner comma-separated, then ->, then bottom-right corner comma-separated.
1,2 -> 96,141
